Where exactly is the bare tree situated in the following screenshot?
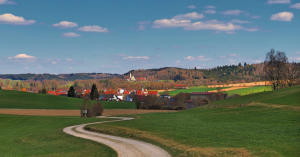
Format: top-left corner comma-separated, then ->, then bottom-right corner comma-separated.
287,62 -> 299,87
264,49 -> 288,90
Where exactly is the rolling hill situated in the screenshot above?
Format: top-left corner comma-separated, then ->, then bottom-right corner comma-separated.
87,86 -> 300,157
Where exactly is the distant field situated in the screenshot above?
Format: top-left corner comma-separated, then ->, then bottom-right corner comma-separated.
225,86 -> 272,96
166,86 -> 227,96
88,86 -> 300,157
0,90 -> 136,109
214,85 -> 300,107
0,114 -> 116,157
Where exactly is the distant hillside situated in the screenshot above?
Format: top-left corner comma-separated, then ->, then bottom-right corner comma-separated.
124,64 -> 265,83
0,73 -> 120,81
2,63 -> 298,83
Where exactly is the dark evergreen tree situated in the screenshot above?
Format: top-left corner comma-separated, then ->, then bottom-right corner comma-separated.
67,86 -> 76,97
90,84 -> 99,100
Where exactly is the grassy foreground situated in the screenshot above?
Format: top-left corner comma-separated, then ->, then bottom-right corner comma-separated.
87,86 -> 300,157
0,90 -> 136,109
0,114 -> 116,157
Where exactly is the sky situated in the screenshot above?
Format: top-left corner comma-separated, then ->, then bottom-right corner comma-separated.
0,0 -> 299,74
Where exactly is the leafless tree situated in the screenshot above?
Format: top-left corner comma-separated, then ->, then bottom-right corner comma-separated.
287,63 -> 299,87
264,49 -> 288,90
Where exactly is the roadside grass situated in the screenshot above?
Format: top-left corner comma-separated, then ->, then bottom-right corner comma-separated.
87,86 -> 300,157
0,114 -> 116,157
0,90 -> 136,109
225,86 -> 272,96
167,86 -> 227,96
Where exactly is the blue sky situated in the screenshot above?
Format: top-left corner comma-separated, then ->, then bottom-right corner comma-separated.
0,0 -> 299,74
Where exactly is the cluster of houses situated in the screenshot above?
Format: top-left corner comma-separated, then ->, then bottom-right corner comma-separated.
47,87 -> 159,102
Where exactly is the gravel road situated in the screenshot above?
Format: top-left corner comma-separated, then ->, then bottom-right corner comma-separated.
63,116 -> 171,157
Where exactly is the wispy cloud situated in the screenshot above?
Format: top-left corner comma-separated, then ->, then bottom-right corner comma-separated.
204,9 -> 216,14
267,0 -> 290,4
0,13 -> 35,25
8,53 -> 36,60
231,19 -> 251,24
173,12 -> 204,20
53,21 -> 78,28
78,25 -> 109,32
63,32 -> 80,38
185,56 -> 211,61
222,10 -> 244,16
123,56 -> 150,60
0,0 -> 15,5
153,11 -> 244,33
271,12 -> 294,22
291,3 -> 300,9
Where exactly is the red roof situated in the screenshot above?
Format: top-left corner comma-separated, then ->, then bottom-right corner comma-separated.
136,77 -> 147,81
175,84 -> 186,87
148,91 -> 158,95
104,90 -> 116,95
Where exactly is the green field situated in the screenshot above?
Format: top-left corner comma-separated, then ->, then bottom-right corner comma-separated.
0,115 -> 116,157
225,86 -> 272,96
88,86 -> 300,157
0,90 -> 136,109
166,86 -> 226,96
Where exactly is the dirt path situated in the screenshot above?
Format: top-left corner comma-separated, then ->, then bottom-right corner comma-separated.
0,109 -> 175,116
63,116 -> 171,157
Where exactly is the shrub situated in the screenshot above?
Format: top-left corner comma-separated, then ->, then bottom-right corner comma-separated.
87,102 -> 104,117
39,88 -> 47,94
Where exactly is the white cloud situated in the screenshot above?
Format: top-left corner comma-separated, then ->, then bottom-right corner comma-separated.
185,56 -> 211,61
0,13 -> 35,25
271,12 -> 294,22
63,32 -> 80,37
185,56 -> 195,61
268,0 -> 290,4
291,3 -> 300,9
9,53 -> 36,60
78,25 -> 109,32
204,9 -> 216,14
222,10 -> 244,16
174,12 -> 204,20
53,21 -> 78,28
187,5 -> 196,9
123,56 -> 150,60
153,18 -> 191,28
184,20 -> 242,32
0,0 -> 15,5
296,52 -> 300,55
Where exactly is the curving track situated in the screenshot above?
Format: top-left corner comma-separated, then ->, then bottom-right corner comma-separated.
63,116 -> 171,157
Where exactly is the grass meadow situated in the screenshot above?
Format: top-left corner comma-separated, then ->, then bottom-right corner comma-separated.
166,86 -> 226,96
0,90 -> 136,109
87,86 -> 300,157
0,115 -> 116,157
225,86 -> 272,96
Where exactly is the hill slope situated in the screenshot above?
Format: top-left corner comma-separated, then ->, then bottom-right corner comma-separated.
87,86 -> 300,157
